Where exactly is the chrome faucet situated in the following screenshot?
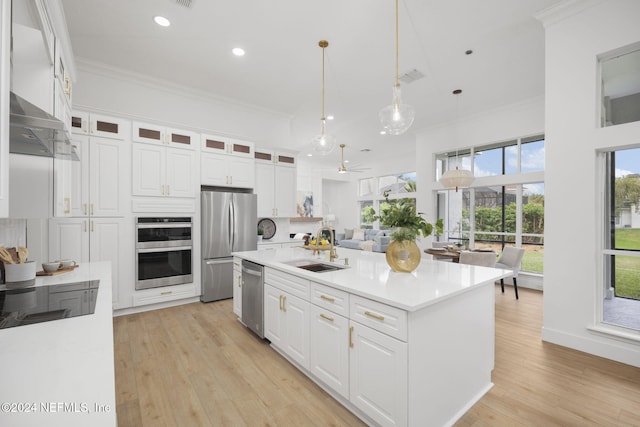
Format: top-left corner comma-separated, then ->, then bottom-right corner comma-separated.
315,226 -> 338,262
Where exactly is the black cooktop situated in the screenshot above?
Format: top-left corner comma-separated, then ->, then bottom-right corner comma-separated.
0,280 -> 100,329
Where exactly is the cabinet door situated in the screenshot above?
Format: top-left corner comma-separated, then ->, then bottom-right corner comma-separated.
229,156 -> 255,188
264,284 -> 284,347
309,304 -> 349,399
282,292 -> 309,369
166,148 -> 195,197
71,111 -> 89,135
275,165 -> 296,217
166,127 -> 197,150
89,114 -> 126,140
233,259 -> 242,317
90,136 -> 126,216
132,143 -> 165,197
48,218 -> 90,263
201,152 -> 229,186
53,156 -> 72,217
90,218 -> 125,308
349,321 -> 408,427
229,138 -> 254,158
255,163 -> 275,217
133,122 -> 164,145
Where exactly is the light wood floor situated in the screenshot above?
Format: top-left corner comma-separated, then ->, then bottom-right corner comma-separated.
113,286 -> 640,426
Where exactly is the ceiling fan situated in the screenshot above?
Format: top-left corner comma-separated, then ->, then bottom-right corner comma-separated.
338,144 -> 370,174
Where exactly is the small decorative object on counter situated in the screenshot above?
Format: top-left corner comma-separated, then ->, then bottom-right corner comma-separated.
257,226 -> 264,241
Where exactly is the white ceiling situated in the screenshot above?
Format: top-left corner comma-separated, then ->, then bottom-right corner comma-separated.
60,0 -> 563,168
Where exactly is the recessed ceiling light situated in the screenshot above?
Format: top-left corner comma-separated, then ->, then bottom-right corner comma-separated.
380,130 -> 386,135
232,47 -> 245,57
154,16 -> 171,27
327,115 -> 334,120
344,160 -> 350,163
307,153 -> 313,157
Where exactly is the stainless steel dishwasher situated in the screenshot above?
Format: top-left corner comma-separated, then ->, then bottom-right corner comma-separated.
241,260 -> 264,338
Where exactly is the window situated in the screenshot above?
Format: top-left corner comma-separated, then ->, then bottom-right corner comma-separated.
600,45 -> 640,128
378,172 -> 417,195
603,147 -> 640,331
435,135 -> 545,274
358,172 -> 417,229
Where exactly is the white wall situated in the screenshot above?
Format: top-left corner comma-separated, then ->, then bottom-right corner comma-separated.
323,178 -> 358,231
73,60 -> 292,146
540,0 -> 640,367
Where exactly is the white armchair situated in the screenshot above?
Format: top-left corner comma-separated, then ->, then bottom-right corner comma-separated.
495,247 -> 526,299
458,251 -> 497,267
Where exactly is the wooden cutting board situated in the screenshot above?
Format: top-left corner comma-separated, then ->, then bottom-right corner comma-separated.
36,265 -> 80,276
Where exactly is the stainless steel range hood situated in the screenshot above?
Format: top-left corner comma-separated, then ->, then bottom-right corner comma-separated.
9,92 -> 79,161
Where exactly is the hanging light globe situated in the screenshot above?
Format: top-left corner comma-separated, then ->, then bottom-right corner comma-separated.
378,0 -> 415,136
310,40 -> 336,155
379,84 -> 415,135
311,122 -> 337,155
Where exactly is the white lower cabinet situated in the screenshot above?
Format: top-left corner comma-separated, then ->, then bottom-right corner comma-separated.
309,304 -> 350,400
233,258 -> 242,317
349,321 -> 408,427
264,283 -> 310,369
262,267 -> 408,426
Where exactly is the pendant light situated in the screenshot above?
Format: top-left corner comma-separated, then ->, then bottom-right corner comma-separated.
379,0 -> 415,135
311,40 -> 336,155
338,144 -> 347,174
440,89 -> 474,191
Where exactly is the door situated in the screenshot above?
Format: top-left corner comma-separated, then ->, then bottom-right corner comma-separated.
49,218 -> 90,264
90,136 -> 125,216
264,284 -> 284,347
201,257 -> 233,302
232,193 -> 257,252
255,163 -> 275,217
201,191 -> 232,259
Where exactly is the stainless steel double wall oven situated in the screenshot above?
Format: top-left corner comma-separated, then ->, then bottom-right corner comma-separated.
135,217 -> 193,290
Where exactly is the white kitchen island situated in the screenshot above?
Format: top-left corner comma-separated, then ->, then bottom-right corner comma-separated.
233,246 -> 510,427
0,262 -> 116,427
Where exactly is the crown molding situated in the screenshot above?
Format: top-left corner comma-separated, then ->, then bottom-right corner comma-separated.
535,0 -> 605,28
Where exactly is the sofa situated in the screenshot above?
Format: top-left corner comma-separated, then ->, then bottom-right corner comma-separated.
335,228 -> 391,253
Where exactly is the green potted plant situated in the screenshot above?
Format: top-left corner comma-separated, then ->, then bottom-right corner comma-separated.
257,226 -> 264,241
373,191 -> 443,272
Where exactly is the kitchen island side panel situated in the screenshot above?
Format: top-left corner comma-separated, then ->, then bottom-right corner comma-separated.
408,282 -> 495,427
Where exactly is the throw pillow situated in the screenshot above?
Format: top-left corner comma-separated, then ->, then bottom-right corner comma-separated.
344,228 -> 354,239
352,228 -> 365,240
375,231 -> 386,239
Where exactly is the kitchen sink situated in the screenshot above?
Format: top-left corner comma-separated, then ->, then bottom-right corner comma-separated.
283,259 -> 349,273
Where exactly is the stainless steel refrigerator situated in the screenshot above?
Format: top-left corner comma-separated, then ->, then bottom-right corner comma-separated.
201,188 -> 257,302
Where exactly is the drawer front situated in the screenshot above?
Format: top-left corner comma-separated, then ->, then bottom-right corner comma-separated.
311,282 -> 349,317
265,268 -> 309,300
350,295 -> 407,341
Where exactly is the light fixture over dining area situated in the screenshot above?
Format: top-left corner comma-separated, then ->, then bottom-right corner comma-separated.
310,40 -> 337,155
439,89 -> 474,191
379,0 -> 415,136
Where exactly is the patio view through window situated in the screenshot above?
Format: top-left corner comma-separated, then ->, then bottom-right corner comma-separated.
603,147 -> 640,331
358,173 -> 416,229
436,136 -> 544,274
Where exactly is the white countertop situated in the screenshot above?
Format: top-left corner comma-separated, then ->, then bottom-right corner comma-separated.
0,262 -> 116,427
233,247 -> 511,311
258,238 -> 301,245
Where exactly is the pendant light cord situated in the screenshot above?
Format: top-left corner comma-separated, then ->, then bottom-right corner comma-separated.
395,0 -> 399,88
319,40 -> 328,133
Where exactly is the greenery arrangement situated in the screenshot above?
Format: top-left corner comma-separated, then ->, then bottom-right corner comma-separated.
374,191 -> 443,243
257,227 -> 264,236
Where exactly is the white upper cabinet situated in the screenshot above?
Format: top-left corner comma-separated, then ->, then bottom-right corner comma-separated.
71,111 -> 128,140
55,112 -> 129,217
133,122 -> 198,150
200,134 -> 255,188
254,148 -> 297,217
132,141 -> 196,198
